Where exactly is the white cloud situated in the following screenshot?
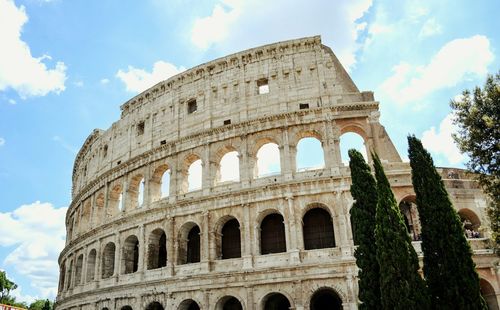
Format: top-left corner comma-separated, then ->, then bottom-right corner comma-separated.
190,0 -> 372,71
8,99 -> 17,105
421,113 -> 465,165
116,61 -> 185,93
0,201 -> 67,299
73,80 -> 84,87
380,35 -> 494,104
0,0 -> 67,98
100,78 -> 110,85
0,137 -> 5,146
419,18 -> 442,38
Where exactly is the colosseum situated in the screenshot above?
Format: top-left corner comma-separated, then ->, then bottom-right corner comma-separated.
55,36 -> 499,310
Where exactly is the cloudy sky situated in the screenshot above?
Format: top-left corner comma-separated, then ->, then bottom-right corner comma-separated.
0,0 -> 498,303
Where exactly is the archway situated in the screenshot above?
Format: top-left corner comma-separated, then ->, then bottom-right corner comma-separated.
121,306 -> 132,310
398,197 -> 421,241
303,208 -> 335,250
260,213 -> 286,254
146,302 -> 164,310
339,132 -> 366,165
122,235 -> 139,274
188,159 -> 202,191
102,242 -> 116,279
147,228 -> 167,269
219,151 -> 240,182
178,299 -> 200,310
86,249 -> 96,281
262,293 -> 291,310
216,296 -> 243,310
459,208 -> 482,238
256,143 -> 281,177
480,279 -> 499,310
221,218 -> 241,259
310,288 -> 343,310
296,137 -> 324,171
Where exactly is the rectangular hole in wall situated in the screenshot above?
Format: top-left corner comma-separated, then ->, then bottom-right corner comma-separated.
257,78 -> 269,94
117,161 -> 121,165
136,121 -> 145,136
299,103 -> 309,110
160,140 -> 166,145
223,119 -> 231,125
187,99 -> 197,114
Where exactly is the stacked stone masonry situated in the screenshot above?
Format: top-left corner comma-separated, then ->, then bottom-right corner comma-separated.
56,36 -> 500,310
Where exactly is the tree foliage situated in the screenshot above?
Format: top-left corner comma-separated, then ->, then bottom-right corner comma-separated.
29,299 -> 53,310
372,153 -> 430,310
348,149 -> 381,309
408,136 -> 487,309
0,270 -> 18,303
450,71 -> 500,248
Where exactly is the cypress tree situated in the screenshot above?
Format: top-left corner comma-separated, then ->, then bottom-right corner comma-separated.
407,135 -> 487,309
348,149 -> 381,309
373,153 -> 430,310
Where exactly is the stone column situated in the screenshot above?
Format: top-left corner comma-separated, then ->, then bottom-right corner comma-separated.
81,246 -> 88,285
95,239 -> 101,286
239,139 -> 251,187
242,204 -> 253,269
201,211 -> 211,271
246,285 -> 255,310
167,216 -> 175,276
286,195 -> 301,264
280,128 -> 294,180
138,224 -> 146,278
202,144 -> 211,196
115,233 -> 121,280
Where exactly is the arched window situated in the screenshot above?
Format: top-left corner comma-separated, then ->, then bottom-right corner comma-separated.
66,260 -> 73,289
161,170 -> 170,198
150,164 -> 171,201
109,184 -> 123,214
147,229 -> 167,270
219,151 -> 240,182
138,178 -> 145,206
121,307 -> 132,310
263,293 -> 291,310
339,132 -> 366,165
310,288 -> 343,310
260,213 -> 286,254
146,302 -> 164,310
59,261 -> 66,292
256,143 -> 281,177
128,175 -> 145,209
303,208 -> 335,250
459,208 -> 482,238
296,137 -> 325,171
95,192 -> 105,225
179,300 -> 200,310
122,235 -> 139,274
480,278 -> 499,310
188,159 -> 202,191
102,242 -> 116,279
86,249 -> 96,281
75,254 -> 83,285
216,296 -> 243,310
221,219 -> 241,259
178,223 -> 201,265
399,198 -> 422,241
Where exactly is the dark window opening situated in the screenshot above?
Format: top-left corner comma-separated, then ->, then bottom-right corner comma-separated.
103,145 -> 108,158
148,230 -> 167,270
117,160 -> 121,165
303,208 -> 335,250
299,103 -> 309,109
310,289 -> 343,310
257,78 -> 269,94
224,119 -> 231,125
137,121 -> 145,136
187,99 -> 197,114
221,219 -> 241,259
146,302 -> 164,310
264,293 -> 291,310
222,297 -> 243,310
160,140 -> 166,145
187,226 -> 200,263
260,214 -> 286,254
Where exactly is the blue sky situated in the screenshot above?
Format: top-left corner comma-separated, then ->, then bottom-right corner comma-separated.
0,0 -> 498,303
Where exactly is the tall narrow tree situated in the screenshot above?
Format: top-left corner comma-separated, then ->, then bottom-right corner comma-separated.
408,135 -> 486,309
373,153 -> 430,310
348,149 -> 381,309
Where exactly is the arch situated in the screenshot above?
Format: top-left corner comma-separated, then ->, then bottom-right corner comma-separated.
215,296 -> 243,310
128,174 -> 145,209
303,208 -> 336,250
339,132 -> 367,165
66,259 -> 73,289
459,208 -> 482,238
261,292 -> 291,310
398,196 -> 421,241
81,200 -> 91,231
480,278 -> 499,310
102,242 -> 116,279
59,260 -> 66,292
260,213 -> 286,254
221,218 -> 241,259
146,302 -> 165,310
255,142 -> 281,178
218,150 -> 240,182
86,249 -> 96,281
109,184 -> 124,214
147,228 -> 167,270
95,192 -> 105,225
296,137 -> 325,171
122,235 -> 139,274
184,155 -> 202,192
75,254 -> 84,285
178,299 -> 201,310
178,222 -> 201,264
120,307 -> 132,310
151,164 -> 171,201
310,288 -> 343,310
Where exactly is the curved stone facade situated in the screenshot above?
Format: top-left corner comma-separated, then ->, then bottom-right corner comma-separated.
56,36 -> 499,310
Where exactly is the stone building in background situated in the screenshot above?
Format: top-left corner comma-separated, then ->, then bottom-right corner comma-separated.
55,36 -> 499,310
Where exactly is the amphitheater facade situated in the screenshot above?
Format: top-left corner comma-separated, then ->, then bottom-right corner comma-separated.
56,36 -> 500,310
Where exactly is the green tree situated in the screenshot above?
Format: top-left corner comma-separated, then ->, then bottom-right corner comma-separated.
373,153 -> 430,310
407,136 -> 487,309
450,71 -> 500,250
0,270 -> 18,304
348,149 -> 381,309
29,299 -> 53,310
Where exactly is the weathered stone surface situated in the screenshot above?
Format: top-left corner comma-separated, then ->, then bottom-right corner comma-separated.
56,36 -> 499,310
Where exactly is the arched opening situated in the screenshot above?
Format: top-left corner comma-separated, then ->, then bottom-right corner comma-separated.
109,184 -> 124,214
128,174 -> 145,209
178,299 -> 200,310
59,261 -> 66,292
339,132 -> 367,165
398,197 -> 422,241
75,254 -> 83,285
221,219 -> 241,259
263,293 -> 291,310
256,143 -> 281,178
216,296 -> 243,310
150,164 -> 171,201
102,242 -> 116,279
66,260 -> 73,289
296,137 -> 325,171
121,307 -> 132,310
219,151 -> 240,182
459,208 -> 482,238
122,235 -> 139,274
188,159 -> 202,192
95,192 -> 105,225
81,200 -> 91,232
86,249 -> 96,281
146,302 -> 165,310
480,279 -> 499,310
260,213 -> 286,254
147,228 -> 167,270
303,208 -> 335,250
310,288 -> 343,310
178,223 -> 201,265
161,170 -> 171,198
